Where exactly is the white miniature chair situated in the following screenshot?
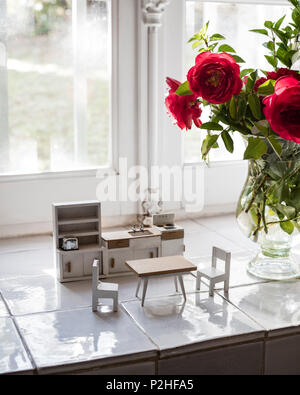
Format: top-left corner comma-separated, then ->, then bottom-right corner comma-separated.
92,259 -> 119,312
196,247 -> 231,297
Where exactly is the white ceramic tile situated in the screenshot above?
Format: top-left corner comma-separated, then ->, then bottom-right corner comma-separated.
0,295 -> 9,317
184,227 -> 243,258
0,235 -> 52,254
122,292 -> 263,354
0,274 -> 94,316
0,317 -> 33,374
221,281 -> 300,332
189,250 -> 268,289
0,249 -> 55,280
103,273 -> 205,303
196,214 -> 259,252
15,307 -> 157,372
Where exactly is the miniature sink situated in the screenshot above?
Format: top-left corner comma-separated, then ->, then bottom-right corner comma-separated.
128,230 -> 152,237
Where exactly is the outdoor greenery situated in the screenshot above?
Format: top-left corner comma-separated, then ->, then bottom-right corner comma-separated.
7,0 -> 109,172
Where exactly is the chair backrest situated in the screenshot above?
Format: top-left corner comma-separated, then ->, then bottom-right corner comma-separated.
92,259 -> 100,291
212,246 -> 231,273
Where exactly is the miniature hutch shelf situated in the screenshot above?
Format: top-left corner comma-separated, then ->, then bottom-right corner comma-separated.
53,201 -> 102,282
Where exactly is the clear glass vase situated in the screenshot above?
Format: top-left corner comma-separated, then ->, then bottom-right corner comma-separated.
236,155 -> 300,280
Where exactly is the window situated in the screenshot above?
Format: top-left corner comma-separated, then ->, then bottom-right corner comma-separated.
0,0 -> 110,174
184,0 -> 291,163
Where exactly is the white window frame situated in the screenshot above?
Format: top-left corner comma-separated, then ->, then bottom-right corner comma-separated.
0,0 -> 118,180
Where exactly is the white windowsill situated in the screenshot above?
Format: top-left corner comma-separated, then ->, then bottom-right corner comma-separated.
0,166 -> 118,183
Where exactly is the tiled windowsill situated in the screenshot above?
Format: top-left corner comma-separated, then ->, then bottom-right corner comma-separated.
1,214 -> 300,375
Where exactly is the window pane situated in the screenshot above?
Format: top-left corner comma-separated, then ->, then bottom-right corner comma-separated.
1,0 -> 109,174
184,1 -> 291,163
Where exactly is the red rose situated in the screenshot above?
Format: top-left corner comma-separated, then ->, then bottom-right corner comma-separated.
263,76 -> 300,143
187,52 -> 243,104
254,68 -> 300,91
165,77 -> 202,130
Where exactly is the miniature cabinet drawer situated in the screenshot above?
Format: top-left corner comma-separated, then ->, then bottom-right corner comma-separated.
62,254 -> 84,278
107,239 -> 130,249
129,236 -> 161,249
133,248 -> 158,260
83,251 -> 102,276
108,250 -> 133,274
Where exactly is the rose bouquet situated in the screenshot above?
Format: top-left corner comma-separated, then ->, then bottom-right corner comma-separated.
165,0 -> 300,280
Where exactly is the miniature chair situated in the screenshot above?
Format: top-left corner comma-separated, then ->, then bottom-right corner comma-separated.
196,247 -> 231,297
92,259 -> 119,312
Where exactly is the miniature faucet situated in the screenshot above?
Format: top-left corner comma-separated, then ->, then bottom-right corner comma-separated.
139,224 -> 144,232
131,224 -> 137,233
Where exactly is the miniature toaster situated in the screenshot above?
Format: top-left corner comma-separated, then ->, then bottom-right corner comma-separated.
62,237 -> 79,251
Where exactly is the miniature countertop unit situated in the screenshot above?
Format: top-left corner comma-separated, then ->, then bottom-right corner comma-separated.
53,201 -> 185,283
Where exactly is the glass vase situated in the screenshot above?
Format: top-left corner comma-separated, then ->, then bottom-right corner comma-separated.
236,154 -> 300,280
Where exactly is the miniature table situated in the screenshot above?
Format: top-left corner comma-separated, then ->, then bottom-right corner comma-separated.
125,256 -> 197,306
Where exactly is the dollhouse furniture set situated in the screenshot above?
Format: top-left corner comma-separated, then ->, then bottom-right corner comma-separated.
52,201 -> 231,311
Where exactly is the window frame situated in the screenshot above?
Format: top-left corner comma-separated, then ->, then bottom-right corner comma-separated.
0,0 -> 118,179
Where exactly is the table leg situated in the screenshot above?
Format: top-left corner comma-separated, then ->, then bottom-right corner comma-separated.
141,278 -> 148,307
174,276 -> 178,292
178,275 -> 186,302
136,278 -> 141,297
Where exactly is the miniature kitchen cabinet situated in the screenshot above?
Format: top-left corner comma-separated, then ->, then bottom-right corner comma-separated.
53,201 -> 102,283
101,229 -> 162,277
53,201 -> 185,283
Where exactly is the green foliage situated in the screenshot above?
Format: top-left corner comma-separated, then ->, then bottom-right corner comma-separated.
244,138 -> 268,160
250,0 -> 300,69
175,81 -> 193,96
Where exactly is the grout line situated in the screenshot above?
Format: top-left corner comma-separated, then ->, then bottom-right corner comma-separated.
119,303 -> 160,352
11,316 -> 38,373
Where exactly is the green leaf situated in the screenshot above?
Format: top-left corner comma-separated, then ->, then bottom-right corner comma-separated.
244,137 -> 268,160
192,40 -> 204,49
264,21 -> 274,29
218,44 -> 236,53
229,96 -> 237,120
248,93 -> 262,120
257,79 -> 275,96
280,221 -> 294,235
253,121 -> 269,137
267,136 -> 282,159
201,134 -> 219,158
240,68 -> 255,78
231,55 -> 245,63
221,131 -> 234,153
275,15 -> 286,30
210,33 -> 226,41
250,29 -> 269,36
175,81 -> 192,96
263,41 -> 275,51
246,70 -> 258,92
265,55 -> 278,68
200,122 -> 223,131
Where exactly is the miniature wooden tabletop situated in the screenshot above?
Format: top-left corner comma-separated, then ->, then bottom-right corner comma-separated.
102,227 -> 161,241
125,256 -> 197,277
